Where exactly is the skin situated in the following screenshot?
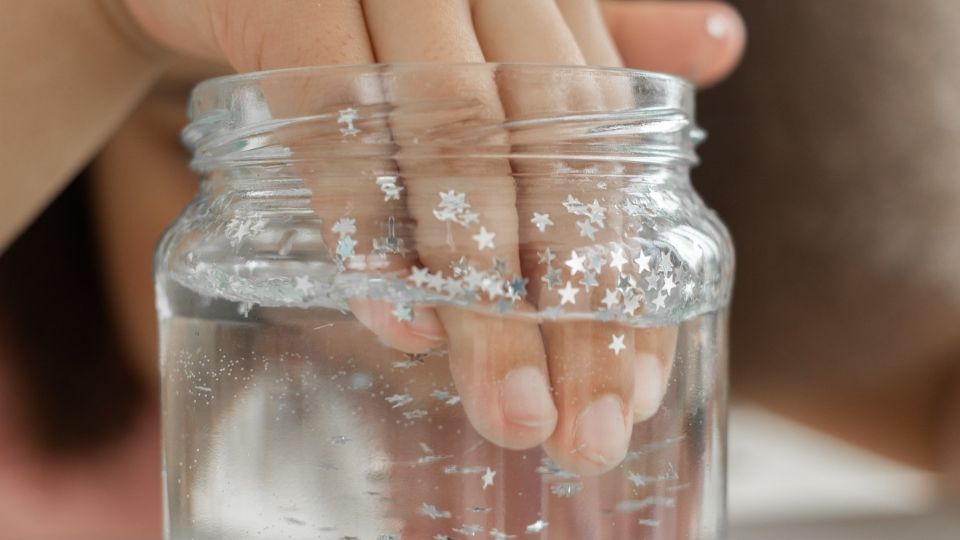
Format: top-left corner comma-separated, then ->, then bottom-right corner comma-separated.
0,1 -> 745,537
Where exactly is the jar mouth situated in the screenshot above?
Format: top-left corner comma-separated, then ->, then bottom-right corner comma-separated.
184,63 -> 702,171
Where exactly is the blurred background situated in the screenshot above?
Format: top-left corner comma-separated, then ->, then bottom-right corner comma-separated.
1,0 -> 958,538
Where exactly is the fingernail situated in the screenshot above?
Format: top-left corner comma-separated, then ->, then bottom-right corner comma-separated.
706,12 -> 733,39
407,306 -> 446,342
501,367 -> 557,429
574,394 -> 629,466
633,354 -> 665,421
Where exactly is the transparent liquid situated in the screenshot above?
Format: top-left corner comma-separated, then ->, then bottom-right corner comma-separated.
160,278 -> 726,540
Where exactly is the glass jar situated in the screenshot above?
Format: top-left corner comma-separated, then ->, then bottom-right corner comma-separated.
156,64 -> 733,540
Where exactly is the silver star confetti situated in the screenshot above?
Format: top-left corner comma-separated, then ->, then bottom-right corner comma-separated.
385,394 -> 413,408
433,190 -> 479,227
580,271 -> 599,291
609,334 -> 626,355
336,236 -> 357,259
332,218 -> 357,237
506,276 -> 528,301
565,251 -> 586,275
481,467 -> 496,489
376,175 -> 403,201
558,281 -> 579,305
531,212 -> 554,233
453,524 -> 484,536
420,503 -> 451,520
601,288 -> 620,310
541,267 -> 562,290
392,303 -> 413,322
662,274 -> 677,295
409,267 -> 430,288
472,227 -> 496,250
634,250 -> 652,274
537,248 -> 557,265
609,248 -> 628,272
525,520 -> 549,534
550,482 -> 583,497
682,282 -> 695,300
576,219 -> 598,240
294,275 -> 315,297
337,107 -> 359,136
652,293 -> 668,310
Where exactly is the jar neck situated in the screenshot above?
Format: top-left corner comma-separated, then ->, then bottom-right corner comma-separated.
184,64 -> 701,177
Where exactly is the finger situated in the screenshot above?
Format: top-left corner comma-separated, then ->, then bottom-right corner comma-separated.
633,326 -> 677,421
556,0 -> 622,66
601,0 -> 746,87
556,0 -> 683,425
362,0 -> 559,449
473,0 -> 638,474
126,0 -> 374,71
175,2 -> 449,352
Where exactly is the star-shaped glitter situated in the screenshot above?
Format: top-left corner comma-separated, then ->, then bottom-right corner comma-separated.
617,273 -> 635,292
393,303 -> 413,322
658,253 -> 674,274
336,236 -> 357,259
483,277 -> 505,300
565,251 -> 586,275
525,520 -> 549,534
576,219 -> 597,240
506,277 -> 529,301
609,248 -> 628,272
559,281 -> 579,305
492,257 -> 508,275
623,292 -> 642,316
376,175 -> 403,201
461,211 -> 480,225
586,199 -> 606,226
580,271 -> 599,291
609,334 -> 626,355
531,212 -> 554,233
472,227 -> 496,250
601,288 -> 620,310
331,218 -> 357,237
420,503 -> 451,520
537,248 -> 557,265
481,467 -> 496,489
454,524 -> 484,536
634,250 -> 652,274
652,293 -> 668,310
294,275 -> 315,296
409,266 -> 430,287
337,107 -> 359,136
463,268 -> 486,290
541,267 -> 562,290
587,250 -> 605,271
662,274 -> 677,295
426,271 -> 446,291
645,272 -> 660,291
682,282 -> 695,300
438,190 -> 467,211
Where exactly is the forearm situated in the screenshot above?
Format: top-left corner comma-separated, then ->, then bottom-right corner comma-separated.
0,0 -> 163,250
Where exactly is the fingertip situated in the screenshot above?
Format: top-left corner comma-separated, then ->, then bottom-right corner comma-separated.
694,3 -> 746,88
605,1 -> 747,88
501,366 -> 558,432
632,353 -> 666,422
349,299 -> 445,354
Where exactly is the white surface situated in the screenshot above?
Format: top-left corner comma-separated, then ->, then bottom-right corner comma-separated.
728,403 -> 937,523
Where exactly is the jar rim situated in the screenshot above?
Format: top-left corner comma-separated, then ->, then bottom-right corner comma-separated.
185,63 -> 701,170
191,62 -> 696,101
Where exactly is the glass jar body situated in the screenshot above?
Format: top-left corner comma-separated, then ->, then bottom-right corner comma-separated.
156,64 -> 733,540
